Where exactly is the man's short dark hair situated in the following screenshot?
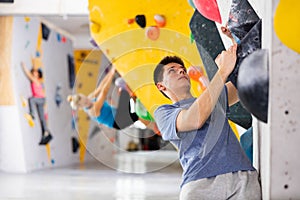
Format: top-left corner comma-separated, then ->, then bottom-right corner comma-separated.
153,56 -> 185,99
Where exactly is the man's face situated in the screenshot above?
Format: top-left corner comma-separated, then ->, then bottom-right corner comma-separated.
158,62 -> 190,96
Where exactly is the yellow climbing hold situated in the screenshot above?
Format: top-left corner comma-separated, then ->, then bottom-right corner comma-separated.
24,113 -> 35,127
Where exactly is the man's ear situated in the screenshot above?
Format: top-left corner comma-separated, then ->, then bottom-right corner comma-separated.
156,82 -> 166,92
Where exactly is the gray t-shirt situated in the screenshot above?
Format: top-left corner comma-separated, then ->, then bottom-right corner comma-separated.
154,88 -> 255,188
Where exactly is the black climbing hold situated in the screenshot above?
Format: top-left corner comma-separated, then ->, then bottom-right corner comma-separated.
41,23 -> 50,41
71,137 -> 80,153
227,0 -> 260,41
228,19 -> 262,87
189,10 -> 253,129
135,14 -> 146,28
237,49 -> 269,123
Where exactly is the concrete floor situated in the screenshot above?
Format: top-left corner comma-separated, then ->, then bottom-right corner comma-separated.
0,151 -> 182,200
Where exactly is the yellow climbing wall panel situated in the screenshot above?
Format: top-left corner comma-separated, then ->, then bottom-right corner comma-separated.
88,0 -> 205,115
74,49 -> 103,162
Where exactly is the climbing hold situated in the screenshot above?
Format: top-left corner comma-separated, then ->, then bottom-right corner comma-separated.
188,66 -> 208,91
154,14 -> 166,27
24,40 -> 30,49
240,127 -> 253,163
115,77 -> 127,90
89,126 -> 101,139
90,21 -> 101,33
228,19 -> 262,87
24,16 -> 31,22
227,0 -> 260,41
190,11 -> 253,129
71,137 -> 80,153
237,49 -> 269,123
127,18 -> 135,24
41,23 -> 50,41
56,33 -> 61,42
135,15 -> 146,28
90,38 -> 99,48
135,98 -> 154,121
55,84 -> 62,107
193,0 -> 222,24
61,36 -> 66,43
36,51 -> 41,57
145,26 -> 160,41
188,66 -> 204,80
24,113 -> 35,127
21,96 -> 27,107
190,32 -> 194,43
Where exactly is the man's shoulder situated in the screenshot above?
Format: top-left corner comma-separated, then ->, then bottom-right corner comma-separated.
157,103 -> 177,109
155,104 -> 178,113
154,104 -> 183,127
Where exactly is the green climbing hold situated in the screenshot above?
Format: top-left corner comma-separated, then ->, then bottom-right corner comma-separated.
135,98 -> 154,121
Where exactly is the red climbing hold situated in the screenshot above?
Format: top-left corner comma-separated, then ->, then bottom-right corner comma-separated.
128,18 -> 135,24
193,0 -> 222,24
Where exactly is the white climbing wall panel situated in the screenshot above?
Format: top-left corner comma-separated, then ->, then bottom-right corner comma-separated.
260,0 -> 300,199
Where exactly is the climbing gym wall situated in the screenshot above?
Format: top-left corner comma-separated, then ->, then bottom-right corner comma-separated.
260,0 -> 300,199
87,0 -> 300,199
0,16 -> 78,172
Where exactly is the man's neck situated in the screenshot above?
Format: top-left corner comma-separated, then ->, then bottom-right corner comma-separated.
171,92 -> 193,103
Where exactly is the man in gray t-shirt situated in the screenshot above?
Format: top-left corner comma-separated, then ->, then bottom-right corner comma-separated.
153,44 -> 261,199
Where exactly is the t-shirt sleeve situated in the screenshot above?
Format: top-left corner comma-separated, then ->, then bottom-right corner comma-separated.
154,105 -> 182,141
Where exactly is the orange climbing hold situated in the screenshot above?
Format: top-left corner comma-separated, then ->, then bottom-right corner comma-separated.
145,26 -> 160,41
154,14 -> 166,27
188,66 -> 208,91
